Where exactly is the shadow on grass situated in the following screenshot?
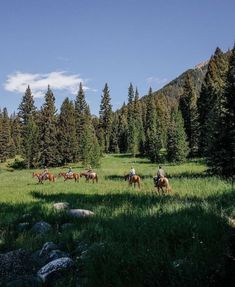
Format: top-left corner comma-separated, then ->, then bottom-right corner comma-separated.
1,189 -> 235,287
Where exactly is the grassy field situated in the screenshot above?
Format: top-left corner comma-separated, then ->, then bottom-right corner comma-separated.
0,154 -> 234,286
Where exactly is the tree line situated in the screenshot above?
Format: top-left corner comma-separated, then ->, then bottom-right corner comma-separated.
0,46 -> 234,177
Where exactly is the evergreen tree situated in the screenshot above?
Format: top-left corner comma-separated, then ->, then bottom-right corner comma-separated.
99,83 -> 112,153
117,103 -> 129,153
11,115 -> 22,155
39,86 -> 59,167
58,98 -> 77,164
0,108 -> 11,162
198,48 -> 229,155
167,109 -> 189,162
18,85 -> 36,125
24,115 -> 39,168
207,46 -> 235,177
75,82 -> 90,159
80,105 -> 100,167
180,73 -> 199,156
145,88 -> 161,162
109,113 -> 120,153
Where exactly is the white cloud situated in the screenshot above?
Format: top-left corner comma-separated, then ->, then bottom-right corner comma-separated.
4,71 -> 89,98
146,76 -> 168,86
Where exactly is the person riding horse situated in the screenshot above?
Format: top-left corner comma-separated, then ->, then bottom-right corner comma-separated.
41,166 -> 48,180
154,166 -> 165,187
129,166 -> 135,181
66,167 -> 73,177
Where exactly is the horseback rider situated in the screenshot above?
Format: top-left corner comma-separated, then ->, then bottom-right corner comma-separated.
67,167 -> 73,177
87,166 -> 92,173
42,166 -> 48,180
154,166 -> 165,186
129,166 -> 136,181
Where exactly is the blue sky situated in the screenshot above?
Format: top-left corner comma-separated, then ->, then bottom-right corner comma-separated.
0,0 -> 234,115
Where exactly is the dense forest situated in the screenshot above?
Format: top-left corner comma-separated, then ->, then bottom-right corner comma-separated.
0,46 -> 234,177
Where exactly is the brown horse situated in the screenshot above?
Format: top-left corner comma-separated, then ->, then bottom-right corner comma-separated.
80,172 -> 98,183
58,172 -> 80,182
32,172 -> 56,184
154,176 -> 171,194
124,174 -> 141,188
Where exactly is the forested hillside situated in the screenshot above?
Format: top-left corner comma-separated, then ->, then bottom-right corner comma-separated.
0,46 -> 234,177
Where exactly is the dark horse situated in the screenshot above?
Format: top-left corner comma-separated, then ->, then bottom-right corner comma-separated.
153,176 -> 172,194
80,172 -> 98,183
58,172 -> 80,182
124,174 -> 141,188
32,172 -> 56,184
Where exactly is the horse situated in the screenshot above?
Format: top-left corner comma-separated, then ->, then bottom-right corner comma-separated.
124,174 -> 141,188
58,172 -> 80,182
153,176 -> 172,194
32,172 -> 56,184
80,171 -> 98,183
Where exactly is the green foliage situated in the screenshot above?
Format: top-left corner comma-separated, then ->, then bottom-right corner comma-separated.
0,108 -> 11,162
180,73 -> 199,156
0,155 -> 233,287
99,83 -> 113,153
58,98 -> 77,164
38,86 -> 59,167
167,110 -> 189,162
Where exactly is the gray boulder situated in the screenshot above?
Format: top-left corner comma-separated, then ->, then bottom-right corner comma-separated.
39,242 -> 59,257
0,249 -> 35,283
53,202 -> 70,210
47,250 -> 69,261
67,209 -> 94,218
31,221 -> 52,234
37,257 -> 74,283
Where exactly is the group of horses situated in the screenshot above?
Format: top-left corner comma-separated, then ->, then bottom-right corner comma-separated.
32,170 -> 98,184
32,170 -> 171,194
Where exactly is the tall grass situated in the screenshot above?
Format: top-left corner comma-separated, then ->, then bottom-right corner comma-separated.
0,155 -> 234,286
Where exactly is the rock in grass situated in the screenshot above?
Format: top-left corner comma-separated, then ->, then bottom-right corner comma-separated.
31,221 -> 52,234
37,257 -> 74,283
53,202 -> 70,210
39,242 -> 59,257
47,250 -> 69,261
67,209 -> 94,218
0,249 -> 35,282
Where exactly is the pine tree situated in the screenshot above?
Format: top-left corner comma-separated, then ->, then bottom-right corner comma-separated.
0,108 -> 11,162
109,113 -> 120,153
24,115 -> 39,168
167,109 -> 189,162
58,98 -> 77,164
117,103 -> 129,153
18,85 -> 36,125
99,83 -> 112,153
145,88 -> 161,162
11,115 -> 22,155
180,73 -> 199,156
75,82 -> 90,159
80,106 -> 100,167
39,86 -> 59,167
198,48 -> 229,155
207,46 -> 235,177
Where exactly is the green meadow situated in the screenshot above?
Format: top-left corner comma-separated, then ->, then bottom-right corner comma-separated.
0,155 -> 234,286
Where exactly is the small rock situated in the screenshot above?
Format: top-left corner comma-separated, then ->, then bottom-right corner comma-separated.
31,221 -> 52,234
17,222 -> 30,232
67,209 -> 94,218
60,223 -> 75,231
48,250 -> 69,261
39,242 -> 59,257
53,202 -> 70,210
37,257 -> 74,283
